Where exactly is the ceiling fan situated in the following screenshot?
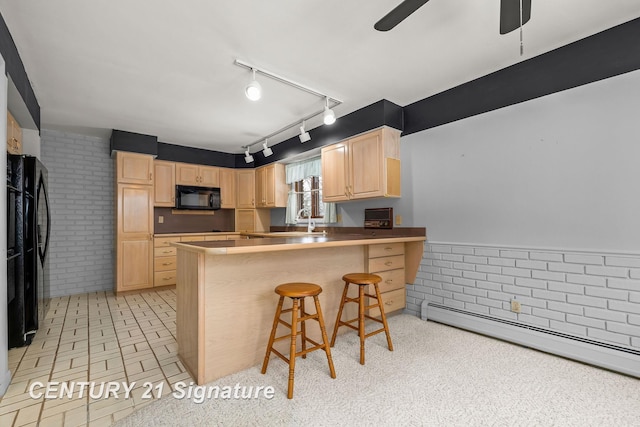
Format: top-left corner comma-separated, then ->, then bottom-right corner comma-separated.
374,0 -> 532,34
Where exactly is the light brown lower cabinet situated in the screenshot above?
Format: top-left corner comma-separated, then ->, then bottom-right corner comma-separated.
366,242 -> 406,316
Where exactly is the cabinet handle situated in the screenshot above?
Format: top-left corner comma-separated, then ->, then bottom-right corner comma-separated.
162,262 -> 172,266
384,247 -> 393,251
385,300 -> 393,305
163,277 -> 173,281
385,261 -> 393,266
149,172 -> 153,181
385,279 -> 393,284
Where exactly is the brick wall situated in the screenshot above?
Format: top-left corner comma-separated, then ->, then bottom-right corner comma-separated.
41,129 -> 114,297
406,242 -> 640,350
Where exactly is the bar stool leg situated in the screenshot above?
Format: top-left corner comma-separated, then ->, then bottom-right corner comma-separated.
261,296 -> 285,374
373,283 -> 394,352
287,298 -> 299,399
330,282 -> 349,347
313,295 -> 336,378
358,285 -> 366,365
300,298 -> 307,359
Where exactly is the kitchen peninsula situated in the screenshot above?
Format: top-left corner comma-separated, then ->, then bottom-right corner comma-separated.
173,230 -> 426,385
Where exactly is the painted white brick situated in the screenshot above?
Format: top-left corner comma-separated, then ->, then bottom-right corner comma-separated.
463,271 -> 487,281
532,270 -> 566,282
441,268 -> 463,277
548,262 -> 584,274
515,260 -> 547,270
566,274 -> 606,287
476,264 -> 502,274
518,314 -> 549,328
487,291 -> 511,302
432,274 -> 453,283
416,271 -> 433,281
487,274 -> 515,285
532,307 -> 565,322
532,289 -> 566,302
433,260 -> 453,268
463,287 -> 488,298
515,277 -> 547,289
425,280 -> 443,290
530,252 -> 563,262
488,257 -> 516,267
463,255 -> 488,264
629,314 -> 640,326
547,281 -> 584,295
476,281 -> 502,291
424,266 -> 440,275
585,287 -> 629,301
453,262 -> 475,271
566,294 -> 607,308
477,297 -> 503,309
585,265 -> 628,278
509,303 -> 532,315
606,322 -> 640,337
454,293 -> 476,304
453,277 -> 476,287
442,298 -> 465,309
587,328 -> 630,346
474,248 -> 500,257
566,314 -> 605,329
550,320 -> 586,337
630,292 -> 640,303
605,256 -> 640,268
489,308 -> 518,321
502,284 -> 532,297
514,295 -> 546,309
630,269 -> 640,279
431,245 -> 452,253
584,307 -> 627,322
607,278 -> 640,291
442,254 -> 464,262
426,294 -> 444,305
443,283 -> 464,294
608,300 -> 640,315
564,253 -> 603,265
631,337 -> 640,348
451,246 -> 474,255
499,250 -> 529,259
424,252 -> 442,260
464,303 -> 490,314
548,301 -> 583,315
433,289 -> 453,299
502,267 -> 532,278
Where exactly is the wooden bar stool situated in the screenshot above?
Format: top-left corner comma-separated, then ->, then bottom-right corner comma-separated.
261,282 -> 336,399
330,273 -> 393,365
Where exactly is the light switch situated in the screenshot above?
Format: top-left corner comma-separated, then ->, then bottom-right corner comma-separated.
395,215 -> 402,225
158,216 -> 164,224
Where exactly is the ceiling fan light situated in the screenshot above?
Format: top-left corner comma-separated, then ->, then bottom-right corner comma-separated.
323,106 -> 336,125
244,149 -> 254,163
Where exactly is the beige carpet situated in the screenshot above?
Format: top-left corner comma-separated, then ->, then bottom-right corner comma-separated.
115,314 -> 640,426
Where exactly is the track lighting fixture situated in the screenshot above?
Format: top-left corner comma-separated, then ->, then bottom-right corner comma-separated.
323,97 -> 336,125
262,139 -> 273,157
244,148 -> 254,163
245,68 -> 262,101
299,121 -> 311,143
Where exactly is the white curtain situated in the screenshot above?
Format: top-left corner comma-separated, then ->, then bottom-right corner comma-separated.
284,156 -> 337,224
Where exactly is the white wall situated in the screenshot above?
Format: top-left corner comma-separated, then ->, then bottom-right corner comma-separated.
0,54 -> 11,396
402,69 -> 640,253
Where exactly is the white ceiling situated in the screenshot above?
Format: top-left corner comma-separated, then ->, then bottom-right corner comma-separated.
1,0 -> 639,154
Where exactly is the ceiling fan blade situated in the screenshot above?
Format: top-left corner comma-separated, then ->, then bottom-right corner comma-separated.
500,0 -> 532,35
374,0 -> 431,31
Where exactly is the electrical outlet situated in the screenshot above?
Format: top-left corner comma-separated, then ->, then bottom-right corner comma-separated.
510,299 -> 521,313
158,215 -> 164,224
336,214 -> 342,223
395,215 -> 402,225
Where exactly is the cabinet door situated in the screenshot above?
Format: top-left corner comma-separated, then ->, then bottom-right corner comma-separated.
236,169 -> 255,208
154,161 -> 175,207
321,142 -> 349,202
117,184 -> 153,291
235,209 -> 255,232
219,168 -> 236,208
175,163 -> 199,185
349,131 -> 384,199
255,167 -> 266,207
198,166 -> 220,187
116,152 -> 154,185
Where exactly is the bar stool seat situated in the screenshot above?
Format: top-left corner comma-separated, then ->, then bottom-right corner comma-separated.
261,282 -> 336,399
330,273 -> 393,364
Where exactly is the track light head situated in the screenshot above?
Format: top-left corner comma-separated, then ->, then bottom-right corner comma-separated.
245,69 -> 262,101
262,140 -> 273,157
299,122 -> 311,143
323,105 -> 336,125
244,149 -> 254,163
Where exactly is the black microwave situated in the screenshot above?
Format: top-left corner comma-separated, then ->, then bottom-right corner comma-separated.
175,185 -> 221,210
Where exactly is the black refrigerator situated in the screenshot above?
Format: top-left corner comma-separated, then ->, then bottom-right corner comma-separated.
7,154 -> 51,348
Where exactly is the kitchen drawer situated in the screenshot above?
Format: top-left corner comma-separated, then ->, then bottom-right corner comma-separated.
368,254 -> 405,272
368,242 -> 404,258
369,268 -> 405,294
154,270 -> 176,287
205,235 -> 228,241
154,236 -> 180,247
154,256 -> 177,271
368,288 -> 405,317
154,247 -> 177,257
181,235 -> 206,242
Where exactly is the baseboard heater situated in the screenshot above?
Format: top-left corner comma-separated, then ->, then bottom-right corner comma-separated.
423,302 -> 640,378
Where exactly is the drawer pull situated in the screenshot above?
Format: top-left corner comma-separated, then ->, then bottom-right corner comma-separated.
385,279 -> 393,284
162,250 -> 172,254
385,300 -> 393,305
385,261 -> 393,266
163,277 -> 174,280
162,262 -> 172,266
384,247 -> 393,251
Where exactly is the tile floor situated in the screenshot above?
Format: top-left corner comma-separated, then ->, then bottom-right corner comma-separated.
0,288 -> 192,426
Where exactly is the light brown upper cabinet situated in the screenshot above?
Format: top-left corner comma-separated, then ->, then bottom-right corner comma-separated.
219,168 -> 236,209
236,169 -> 255,208
321,127 -> 401,202
116,151 -> 154,185
255,163 -> 288,208
6,110 -> 22,155
154,160 -> 176,207
176,163 -> 220,187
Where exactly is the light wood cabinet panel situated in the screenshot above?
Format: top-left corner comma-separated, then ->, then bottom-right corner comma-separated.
219,168 -> 236,209
116,151 -> 154,185
321,127 -> 401,202
236,169 -> 255,208
366,242 -> 406,315
154,160 -> 176,207
235,209 -> 270,232
176,163 -> 220,186
116,183 -> 154,292
368,288 -> 405,318
255,163 -> 287,208
6,111 -> 22,154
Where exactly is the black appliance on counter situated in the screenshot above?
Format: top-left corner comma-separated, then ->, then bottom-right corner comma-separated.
364,207 -> 394,229
7,154 -> 51,348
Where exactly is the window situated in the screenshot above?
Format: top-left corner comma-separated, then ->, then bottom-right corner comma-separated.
295,176 -> 324,219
